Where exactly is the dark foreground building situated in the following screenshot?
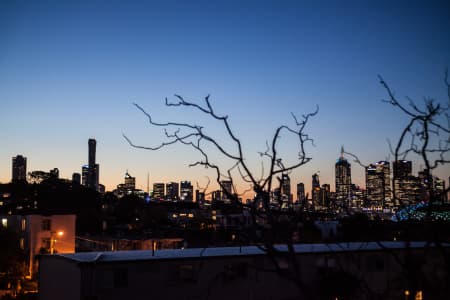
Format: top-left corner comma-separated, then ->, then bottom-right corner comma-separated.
39,242 -> 449,300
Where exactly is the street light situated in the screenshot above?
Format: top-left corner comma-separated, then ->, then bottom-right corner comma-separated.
50,230 -> 64,254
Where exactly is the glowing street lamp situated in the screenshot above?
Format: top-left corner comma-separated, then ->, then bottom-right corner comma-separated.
50,230 -> 64,254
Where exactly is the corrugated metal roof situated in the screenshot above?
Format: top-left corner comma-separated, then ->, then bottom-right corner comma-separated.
52,241 -> 442,263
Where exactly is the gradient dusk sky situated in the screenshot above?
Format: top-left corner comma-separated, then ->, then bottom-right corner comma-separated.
1,0 -> 449,197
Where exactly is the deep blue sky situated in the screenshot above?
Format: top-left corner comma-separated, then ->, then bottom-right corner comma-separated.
1,0 -> 449,196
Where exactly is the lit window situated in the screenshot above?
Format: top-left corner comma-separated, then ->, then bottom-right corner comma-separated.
21,218 -> 26,231
20,238 -> 25,250
1,218 -> 7,228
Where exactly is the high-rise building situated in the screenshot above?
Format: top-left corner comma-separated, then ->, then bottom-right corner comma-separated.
88,138 -> 96,167
311,173 -> 321,209
434,177 -> 446,202
318,184 -> 331,210
72,173 -> 81,186
365,161 -> 391,207
115,171 -> 137,197
81,165 -> 89,186
180,181 -> 193,202
393,160 -> 417,205
152,183 -> 165,200
87,138 -> 99,191
12,155 -> 27,182
220,180 -> 233,201
393,160 -> 412,179
166,182 -> 179,201
124,171 -> 136,190
296,182 -> 305,205
335,148 -> 351,207
195,190 -> 206,206
280,174 -> 292,203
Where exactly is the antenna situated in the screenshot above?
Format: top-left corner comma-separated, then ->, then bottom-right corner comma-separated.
147,172 -> 149,193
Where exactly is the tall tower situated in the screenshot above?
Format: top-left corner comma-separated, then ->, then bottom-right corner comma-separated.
366,161 -> 392,207
220,180 -> 233,201
296,182 -> 305,204
335,147 -> 352,207
12,155 -> 27,182
87,138 -> 99,191
280,174 -> 292,203
166,182 -> 179,201
311,173 -> 321,208
180,181 -> 193,202
88,138 -> 96,167
392,160 -> 415,205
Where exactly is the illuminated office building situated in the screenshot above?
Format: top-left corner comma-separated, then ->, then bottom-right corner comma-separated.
366,161 -> 391,207
297,183 -> 306,205
124,171 -> 136,190
166,182 -> 179,201
335,148 -> 352,207
152,183 -> 165,200
311,173 -> 321,209
392,160 -> 420,205
280,174 -> 292,204
81,165 -> 89,186
180,181 -> 193,202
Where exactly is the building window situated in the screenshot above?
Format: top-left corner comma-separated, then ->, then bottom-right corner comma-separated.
1,218 -> 7,228
20,238 -> 25,250
42,219 -> 51,231
21,218 -> 26,231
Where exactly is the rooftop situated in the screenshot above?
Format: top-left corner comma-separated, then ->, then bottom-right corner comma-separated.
53,241 -> 444,264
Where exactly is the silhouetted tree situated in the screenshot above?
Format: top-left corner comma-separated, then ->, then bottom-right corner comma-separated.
125,94 -> 319,298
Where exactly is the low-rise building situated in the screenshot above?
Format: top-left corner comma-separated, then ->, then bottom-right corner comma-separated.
2,213 -> 76,277
39,241 -> 450,300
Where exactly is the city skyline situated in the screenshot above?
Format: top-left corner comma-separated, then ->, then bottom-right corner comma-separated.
1,1 -> 449,195
4,143 -> 447,203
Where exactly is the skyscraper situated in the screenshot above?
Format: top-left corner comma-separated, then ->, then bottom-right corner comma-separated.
180,181 -> 193,202
365,161 -> 391,207
311,173 -> 321,209
220,180 -> 233,201
12,155 -> 27,182
81,165 -> 89,186
88,138 -> 96,166
335,147 -> 351,207
296,182 -> 305,205
124,171 -> 136,191
393,160 -> 412,179
166,182 -> 179,201
86,138 -> 99,191
393,160 -> 417,205
152,183 -> 165,200
280,174 -> 292,203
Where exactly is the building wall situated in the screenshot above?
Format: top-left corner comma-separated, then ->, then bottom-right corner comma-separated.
39,256 -> 81,300
39,246 -> 450,300
18,214 -> 76,277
